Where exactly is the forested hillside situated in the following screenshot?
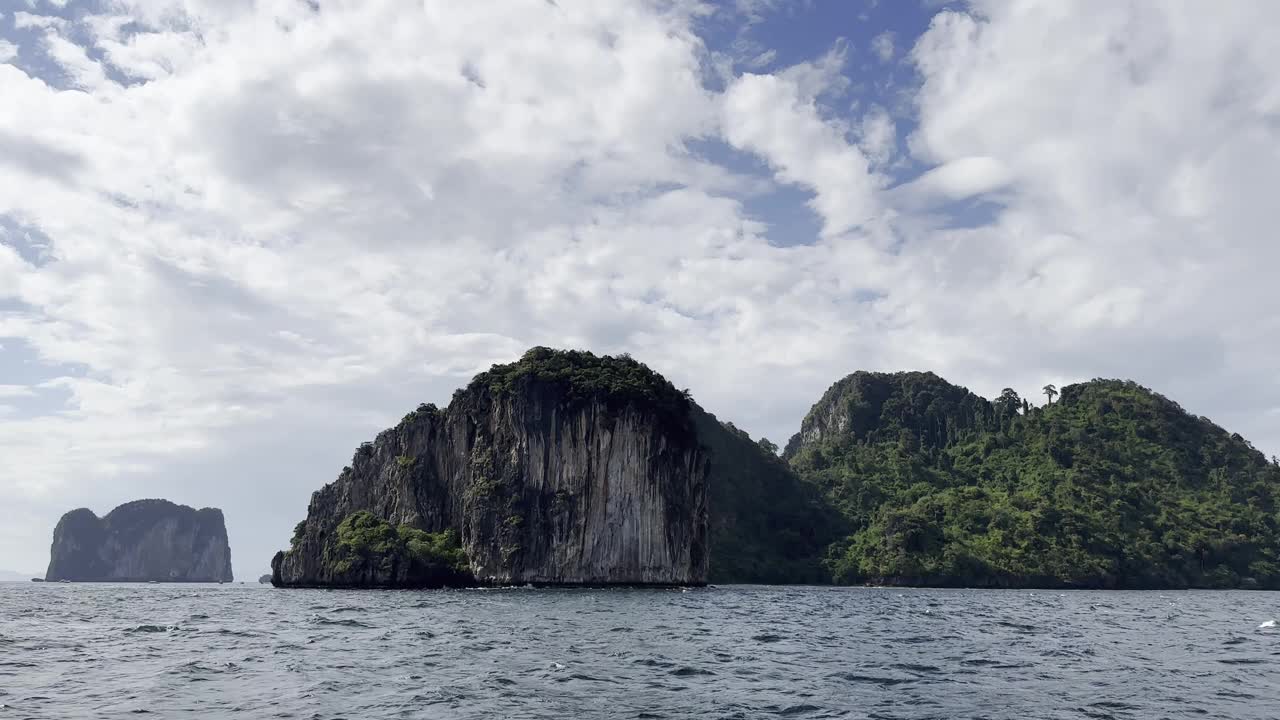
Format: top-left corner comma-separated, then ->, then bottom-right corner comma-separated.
697,409 -> 841,584
785,372 -> 1280,589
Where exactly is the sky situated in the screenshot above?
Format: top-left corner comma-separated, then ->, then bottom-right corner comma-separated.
1,0 -> 1278,579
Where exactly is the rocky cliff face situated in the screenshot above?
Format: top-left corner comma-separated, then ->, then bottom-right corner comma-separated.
46,500 -> 233,582
273,348 -> 708,587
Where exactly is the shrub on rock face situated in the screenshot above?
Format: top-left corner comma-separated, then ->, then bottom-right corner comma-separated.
469,347 -> 697,440
330,511 -> 401,573
399,527 -> 467,571
323,511 -> 472,587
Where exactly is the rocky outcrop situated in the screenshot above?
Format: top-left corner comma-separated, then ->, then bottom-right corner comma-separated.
46,500 -> 233,582
783,370 -> 995,458
273,348 -> 708,588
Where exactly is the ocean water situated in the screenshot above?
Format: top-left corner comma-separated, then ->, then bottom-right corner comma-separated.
0,583 -> 1277,719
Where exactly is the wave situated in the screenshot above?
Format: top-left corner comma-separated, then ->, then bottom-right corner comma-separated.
308,614 -> 375,628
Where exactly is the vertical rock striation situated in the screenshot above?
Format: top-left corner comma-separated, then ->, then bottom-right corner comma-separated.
273,348 -> 708,587
46,500 -> 233,582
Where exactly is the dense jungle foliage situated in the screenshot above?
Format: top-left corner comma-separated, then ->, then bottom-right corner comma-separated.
467,347 -> 695,437
695,408 -> 843,584
788,372 -> 1280,589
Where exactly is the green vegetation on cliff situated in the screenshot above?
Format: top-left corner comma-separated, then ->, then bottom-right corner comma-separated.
468,347 -> 695,437
789,373 -> 1280,589
322,511 -> 471,586
696,409 -> 842,584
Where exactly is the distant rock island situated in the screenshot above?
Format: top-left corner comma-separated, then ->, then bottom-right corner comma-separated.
46,500 -> 233,583
274,347 -> 1280,590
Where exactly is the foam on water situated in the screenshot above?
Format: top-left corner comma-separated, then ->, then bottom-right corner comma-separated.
0,583 -> 1278,719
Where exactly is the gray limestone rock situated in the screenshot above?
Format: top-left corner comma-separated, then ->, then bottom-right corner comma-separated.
46,500 -> 233,582
273,348 -> 708,588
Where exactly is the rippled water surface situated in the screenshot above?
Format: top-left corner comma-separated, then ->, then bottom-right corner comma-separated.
2,583 -> 1278,719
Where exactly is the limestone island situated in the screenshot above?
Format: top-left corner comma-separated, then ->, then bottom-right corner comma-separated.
274,346 -> 1280,590
272,347 -> 831,588
46,499 -> 233,583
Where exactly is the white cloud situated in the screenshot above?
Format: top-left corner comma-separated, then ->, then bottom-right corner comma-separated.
0,40 -> 16,64
871,31 -> 894,62
12,12 -> 65,30
723,68 -> 882,237
858,105 -> 896,168
888,155 -> 1011,210
733,0 -> 785,25
745,48 -> 776,69
0,385 -> 35,399
84,15 -> 203,81
41,31 -> 110,90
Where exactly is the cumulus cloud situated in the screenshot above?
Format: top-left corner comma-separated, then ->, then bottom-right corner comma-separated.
0,385 -> 36,399
0,0 -> 1277,574
723,68 -> 882,237
887,155 -> 1011,210
745,48 -> 776,69
13,12 -> 66,30
871,31 -> 895,63
83,15 -> 203,81
858,105 -> 896,168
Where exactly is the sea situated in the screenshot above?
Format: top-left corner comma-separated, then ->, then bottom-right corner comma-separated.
0,583 -> 1276,719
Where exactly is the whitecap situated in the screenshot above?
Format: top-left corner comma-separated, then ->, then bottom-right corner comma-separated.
1258,620 -> 1276,629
